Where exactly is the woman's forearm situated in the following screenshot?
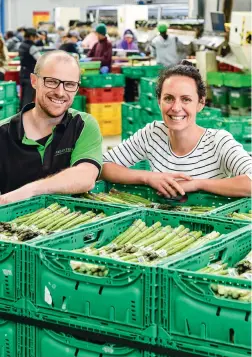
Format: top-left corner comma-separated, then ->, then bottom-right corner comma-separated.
101,163 -> 147,185
198,175 -> 251,197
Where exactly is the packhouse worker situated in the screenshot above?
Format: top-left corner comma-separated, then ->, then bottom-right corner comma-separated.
0,50 -> 102,204
101,61 -> 252,198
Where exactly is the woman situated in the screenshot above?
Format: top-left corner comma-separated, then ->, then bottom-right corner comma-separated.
102,61 -> 251,197
116,29 -> 138,51
0,36 -> 9,81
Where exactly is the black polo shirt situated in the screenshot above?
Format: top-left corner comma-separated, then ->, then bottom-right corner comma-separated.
0,103 -> 102,194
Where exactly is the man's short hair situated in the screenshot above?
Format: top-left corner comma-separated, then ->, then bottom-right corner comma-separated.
34,50 -> 80,77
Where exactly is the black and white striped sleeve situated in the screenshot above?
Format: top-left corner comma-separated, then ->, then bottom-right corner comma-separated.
103,124 -> 153,167
217,130 -> 252,177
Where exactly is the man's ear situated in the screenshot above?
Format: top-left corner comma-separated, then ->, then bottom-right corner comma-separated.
30,73 -> 37,90
197,97 -> 206,113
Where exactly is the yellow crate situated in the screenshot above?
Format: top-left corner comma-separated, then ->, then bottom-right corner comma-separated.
86,102 -> 122,136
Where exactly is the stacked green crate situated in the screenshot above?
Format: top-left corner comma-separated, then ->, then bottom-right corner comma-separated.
0,81 -> 18,120
207,72 -> 251,116
71,94 -> 86,111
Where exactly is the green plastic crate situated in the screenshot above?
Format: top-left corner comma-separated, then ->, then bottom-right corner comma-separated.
122,102 -> 143,134
213,197 -> 251,222
91,182 -> 240,215
158,225 -> 251,357
0,195 -> 133,244
229,88 -> 250,108
210,86 -> 229,106
0,106 -> 5,120
223,73 -> 252,88
29,327 -> 156,357
141,108 -> 162,126
0,81 -> 17,102
196,106 -> 223,119
140,78 -> 157,97
71,95 -> 86,111
240,139 -> 252,153
4,100 -> 18,118
207,71 -> 224,86
0,241 -> 22,304
140,93 -> 160,114
27,210 -> 248,345
215,117 -> 244,139
131,160 -> 151,171
142,65 -> 164,78
0,319 -> 23,357
122,66 -> 145,79
80,74 -> 125,88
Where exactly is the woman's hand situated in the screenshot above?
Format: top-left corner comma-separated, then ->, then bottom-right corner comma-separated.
178,179 -> 201,193
145,172 -> 192,197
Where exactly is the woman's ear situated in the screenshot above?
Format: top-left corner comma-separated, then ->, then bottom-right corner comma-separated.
197,97 -> 206,112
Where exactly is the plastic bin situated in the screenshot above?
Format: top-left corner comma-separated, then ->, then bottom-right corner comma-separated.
86,102 -> 122,136
210,86 -> 229,106
91,182 -> 240,215
80,74 -> 125,88
141,108 -> 162,125
215,117 -> 244,139
0,81 -> 17,102
122,102 -> 143,134
0,319 -> 23,357
29,327 -> 156,357
158,225 -> 251,357
71,95 -> 86,112
213,197 -> 251,222
0,195 -> 132,244
223,73 -> 252,88
80,87 -> 124,103
228,88 -> 251,108
207,71 -> 224,86
140,78 -> 157,97
26,210 -> 248,345
122,66 -> 145,79
140,93 -> 160,114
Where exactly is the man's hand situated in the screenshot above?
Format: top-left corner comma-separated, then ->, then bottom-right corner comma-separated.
145,172 -> 192,197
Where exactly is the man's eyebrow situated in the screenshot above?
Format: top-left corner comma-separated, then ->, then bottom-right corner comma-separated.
162,93 -> 193,97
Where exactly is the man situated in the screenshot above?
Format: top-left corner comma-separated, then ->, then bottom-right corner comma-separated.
88,23 -> 112,71
0,50 -> 102,205
5,31 -> 21,52
151,23 -> 180,67
59,31 -> 81,57
19,28 -> 41,109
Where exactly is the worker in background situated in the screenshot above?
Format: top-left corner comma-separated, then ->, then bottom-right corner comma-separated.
0,36 -> 9,81
16,27 -> 26,41
82,24 -> 98,50
88,24 -> 112,72
5,31 -> 21,52
18,28 -> 41,108
59,31 -> 81,57
35,30 -> 50,47
55,26 -> 65,49
151,23 -> 180,67
116,29 -> 139,51
0,50 -> 102,204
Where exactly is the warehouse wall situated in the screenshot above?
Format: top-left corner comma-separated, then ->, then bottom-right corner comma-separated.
4,0 -> 135,30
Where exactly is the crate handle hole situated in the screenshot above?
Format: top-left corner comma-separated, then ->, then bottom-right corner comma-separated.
229,328 -> 235,344
75,282 -> 79,290
74,348 -> 79,357
99,286 -> 104,295
216,307 -> 221,316
245,311 -> 250,322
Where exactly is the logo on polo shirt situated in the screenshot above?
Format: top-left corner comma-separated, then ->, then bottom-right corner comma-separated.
55,148 -> 73,156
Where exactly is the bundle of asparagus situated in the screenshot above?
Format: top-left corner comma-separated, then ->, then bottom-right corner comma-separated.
81,189 -> 216,214
70,219 -> 221,276
0,203 -> 106,242
227,211 -> 252,221
197,251 -> 252,302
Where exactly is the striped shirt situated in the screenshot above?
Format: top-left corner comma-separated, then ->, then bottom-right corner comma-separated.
103,121 -> 252,179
